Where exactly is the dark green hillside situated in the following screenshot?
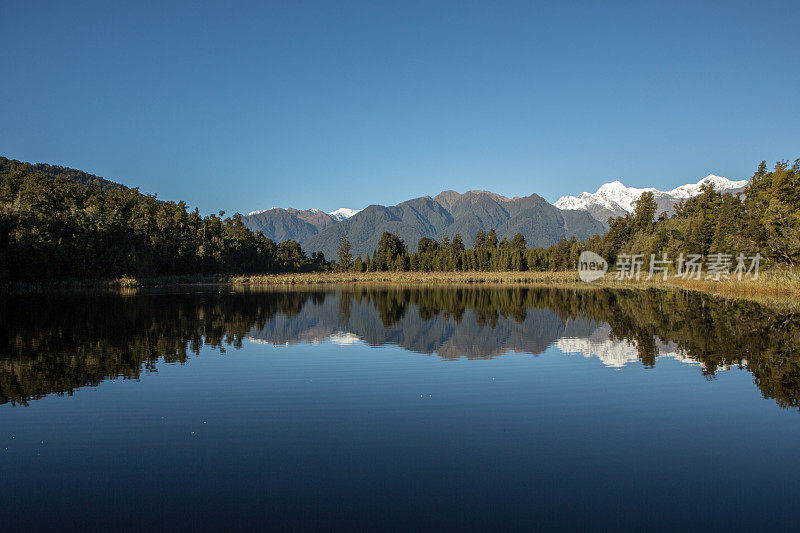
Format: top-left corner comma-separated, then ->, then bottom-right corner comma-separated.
496,206 -> 565,248
2,156 -> 130,193
556,209 -> 607,240
0,157 -> 324,281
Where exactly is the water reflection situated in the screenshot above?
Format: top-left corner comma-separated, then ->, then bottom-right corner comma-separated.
1,286 -> 799,409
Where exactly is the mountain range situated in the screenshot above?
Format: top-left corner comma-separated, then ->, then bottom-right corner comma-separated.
242,174 -> 749,258
554,174 -> 749,226
243,190 -> 606,259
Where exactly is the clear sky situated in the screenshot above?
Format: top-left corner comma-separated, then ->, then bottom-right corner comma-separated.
2,0 -> 798,214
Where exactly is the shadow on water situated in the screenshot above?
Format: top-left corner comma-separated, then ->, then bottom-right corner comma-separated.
1,286 -> 799,409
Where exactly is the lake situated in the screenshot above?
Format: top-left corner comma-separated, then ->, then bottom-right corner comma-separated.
1,286 -> 799,531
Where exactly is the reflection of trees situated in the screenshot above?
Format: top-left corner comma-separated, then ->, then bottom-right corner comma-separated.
605,289 -> 800,409
1,287 -> 799,410
0,291 -> 316,405
431,289 -> 800,411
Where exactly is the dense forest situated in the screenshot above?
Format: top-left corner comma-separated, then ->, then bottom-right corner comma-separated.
335,159 -> 800,273
0,157 -> 326,281
1,156 -> 797,281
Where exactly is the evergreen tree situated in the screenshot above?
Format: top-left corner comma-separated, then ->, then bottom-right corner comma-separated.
486,229 -> 499,249
509,233 -> 526,251
375,232 -> 406,270
337,235 -> 353,271
474,230 -> 486,249
418,237 -> 439,253
634,191 -> 657,231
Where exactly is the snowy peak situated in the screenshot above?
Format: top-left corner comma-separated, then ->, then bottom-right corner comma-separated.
667,174 -> 748,199
247,206 -> 360,220
555,173 -> 749,224
328,207 -> 361,220
247,207 -> 280,216
591,181 -> 659,213
556,181 -> 652,216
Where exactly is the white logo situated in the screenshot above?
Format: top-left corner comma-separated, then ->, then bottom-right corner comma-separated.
578,251 -> 608,282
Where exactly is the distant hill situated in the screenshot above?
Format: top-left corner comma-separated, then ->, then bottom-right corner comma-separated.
242,208 -> 339,243
243,206 -> 360,243
243,189 -> 606,258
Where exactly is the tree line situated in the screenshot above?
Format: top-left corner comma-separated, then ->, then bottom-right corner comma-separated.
335,159 -> 799,272
336,228 -> 553,272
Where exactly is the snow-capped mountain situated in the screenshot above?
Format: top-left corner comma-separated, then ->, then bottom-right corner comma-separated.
555,174 -> 749,225
667,174 -> 748,199
241,205 -> 362,245
247,207 -> 278,216
328,207 -> 361,220
247,206 -> 359,219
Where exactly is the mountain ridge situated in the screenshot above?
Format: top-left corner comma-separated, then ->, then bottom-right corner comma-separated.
243,189 -> 606,258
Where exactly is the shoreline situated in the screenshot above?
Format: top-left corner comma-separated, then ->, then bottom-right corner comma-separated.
4,269 -> 798,308
233,270 -> 800,309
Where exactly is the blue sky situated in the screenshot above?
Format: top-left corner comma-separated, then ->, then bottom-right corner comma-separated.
2,0 -> 798,214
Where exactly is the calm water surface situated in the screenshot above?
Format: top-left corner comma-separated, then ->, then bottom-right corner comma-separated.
1,286 -> 799,531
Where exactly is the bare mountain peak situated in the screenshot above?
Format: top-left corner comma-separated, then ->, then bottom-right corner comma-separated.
463,190 -> 512,202
433,190 -> 462,210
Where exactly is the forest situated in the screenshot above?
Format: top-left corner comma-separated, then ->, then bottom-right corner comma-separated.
0,157 -> 326,281
1,157 -> 797,281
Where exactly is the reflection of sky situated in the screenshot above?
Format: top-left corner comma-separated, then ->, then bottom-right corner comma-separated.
2,289 -> 796,531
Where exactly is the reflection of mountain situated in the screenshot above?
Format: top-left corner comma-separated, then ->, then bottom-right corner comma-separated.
243,294 -> 735,372
247,296 -> 570,359
1,287 -> 798,409
556,323 -> 708,369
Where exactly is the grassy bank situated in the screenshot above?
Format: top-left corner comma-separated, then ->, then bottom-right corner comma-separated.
231,268 -> 800,307
233,268 -> 800,290
4,268 -> 798,308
